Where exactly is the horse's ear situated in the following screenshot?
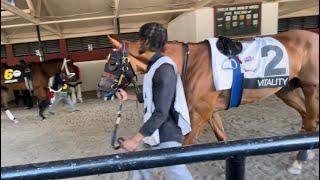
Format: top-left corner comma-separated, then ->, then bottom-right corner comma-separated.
107,35 -> 121,49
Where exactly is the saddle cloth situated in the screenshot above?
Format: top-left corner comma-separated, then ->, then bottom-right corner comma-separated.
207,37 -> 289,90
2,65 -> 33,89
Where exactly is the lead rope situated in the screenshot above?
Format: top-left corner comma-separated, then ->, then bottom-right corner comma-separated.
110,73 -> 125,149
110,45 -> 129,150
111,99 -> 125,150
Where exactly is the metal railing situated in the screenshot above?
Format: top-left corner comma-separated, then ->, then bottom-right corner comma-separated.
1,132 -> 319,180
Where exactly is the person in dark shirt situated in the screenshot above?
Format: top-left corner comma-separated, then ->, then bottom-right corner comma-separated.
116,22 -> 193,180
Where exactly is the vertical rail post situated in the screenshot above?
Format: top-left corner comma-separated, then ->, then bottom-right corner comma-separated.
226,155 -> 246,180
116,17 -> 120,35
36,25 -> 45,62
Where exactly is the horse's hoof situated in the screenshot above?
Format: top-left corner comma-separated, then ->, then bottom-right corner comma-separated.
11,118 -> 19,123
307,150 -> 315,160
287,160 -> 302,174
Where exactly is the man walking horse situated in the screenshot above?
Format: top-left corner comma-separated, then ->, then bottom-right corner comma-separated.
100,25 -> 318,175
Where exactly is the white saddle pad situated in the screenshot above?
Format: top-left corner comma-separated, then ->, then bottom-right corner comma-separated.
207,37 -> 289,90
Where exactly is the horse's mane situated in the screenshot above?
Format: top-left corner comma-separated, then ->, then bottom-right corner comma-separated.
31,58 -> 64,65
167,40 -> 207,45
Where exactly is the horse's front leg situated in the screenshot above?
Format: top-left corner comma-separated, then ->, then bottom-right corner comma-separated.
1,88 -> 19,123
34,87 -> 50,120
38,98 -> 50,120
183,108 -> 209,145
208,112 -> 227,141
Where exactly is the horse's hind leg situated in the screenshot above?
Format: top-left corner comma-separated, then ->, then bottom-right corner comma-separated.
300,84 -> 319,133
276,80 -> 319,174
275,82 -> 307,120
1,88 -> 19,123
38,99 -> 50,120
289,83 -> 319,174
208,112 -> 227,141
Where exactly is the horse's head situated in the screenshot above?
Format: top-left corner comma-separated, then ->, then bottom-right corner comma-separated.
60,58 -> 77,82
98,38 -> 138,100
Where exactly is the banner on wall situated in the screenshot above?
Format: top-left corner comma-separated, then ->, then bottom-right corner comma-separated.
214,2 -> 262,37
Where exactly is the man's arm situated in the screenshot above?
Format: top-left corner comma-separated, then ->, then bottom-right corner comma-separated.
139,64 -> 177,136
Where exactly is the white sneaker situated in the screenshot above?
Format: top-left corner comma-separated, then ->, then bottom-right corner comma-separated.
288,160 -> 302,174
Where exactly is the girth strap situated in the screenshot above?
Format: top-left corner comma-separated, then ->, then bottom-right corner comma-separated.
181,43 -> 189,85
228,56 -> 244,109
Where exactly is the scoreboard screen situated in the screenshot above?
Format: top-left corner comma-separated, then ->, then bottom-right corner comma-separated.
214,3 -> 262,37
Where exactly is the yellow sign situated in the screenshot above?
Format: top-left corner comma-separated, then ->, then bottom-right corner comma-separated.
4,69 -> 13,80
239,14 -> 245,20
62,84 -> 68,90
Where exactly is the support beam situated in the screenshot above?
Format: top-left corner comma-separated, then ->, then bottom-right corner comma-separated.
1,0 -> 62,37
42,0 -> 62,34
193,0 -> 214,9
279,6 -> 319,19
35,0 -> 41,17
1,30 -> 9,43
1,8 -> 194,29
113,0 -> 120,33
26,0 -> 35,17
279,1 -> 319,16
1,9 -> 30,16
119,8 -> 194,18
1,0 -> 37,23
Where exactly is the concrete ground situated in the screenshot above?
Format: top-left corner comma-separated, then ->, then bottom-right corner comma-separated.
1,91 -> 319,180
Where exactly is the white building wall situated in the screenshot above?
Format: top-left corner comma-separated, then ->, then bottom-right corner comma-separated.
261,2 -> 279,35
195,7 -> 214,41
74,60 -> 106,92
167,10 -> 197,42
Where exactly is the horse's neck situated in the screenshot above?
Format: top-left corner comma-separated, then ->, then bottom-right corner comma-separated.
164,42 -> 185,74
41,61 -> 61,77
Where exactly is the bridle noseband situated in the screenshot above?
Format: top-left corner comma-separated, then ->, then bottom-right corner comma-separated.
103,42 -> 136,99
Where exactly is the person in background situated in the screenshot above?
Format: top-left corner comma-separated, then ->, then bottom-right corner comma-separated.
69,64 -> 83,104
48,72 -> 80,115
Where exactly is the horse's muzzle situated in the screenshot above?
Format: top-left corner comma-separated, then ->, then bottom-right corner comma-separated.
98,77 -> 116,101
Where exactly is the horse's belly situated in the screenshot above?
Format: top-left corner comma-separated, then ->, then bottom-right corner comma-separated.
241,88 -> 282,104
2,81 -> 26,90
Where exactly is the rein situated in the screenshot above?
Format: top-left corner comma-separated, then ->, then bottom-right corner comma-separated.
181,43 -> 189,85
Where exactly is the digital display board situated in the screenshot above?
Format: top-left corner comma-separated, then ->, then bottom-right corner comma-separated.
214,3 -> 261,37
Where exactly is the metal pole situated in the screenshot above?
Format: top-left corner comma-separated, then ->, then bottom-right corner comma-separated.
1,132 -> 319,180
116,17 -> 120,35
226,156 -> 246,180
36,25 -> 45,62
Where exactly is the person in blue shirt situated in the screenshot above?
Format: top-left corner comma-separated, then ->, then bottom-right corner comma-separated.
48,72 -> 80,115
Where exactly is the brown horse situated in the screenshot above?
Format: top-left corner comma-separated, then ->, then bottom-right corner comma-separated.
100,30 -> 318,169
1,58 -> 76,122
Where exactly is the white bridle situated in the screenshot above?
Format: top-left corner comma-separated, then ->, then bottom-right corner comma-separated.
61,58 -> 75,78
